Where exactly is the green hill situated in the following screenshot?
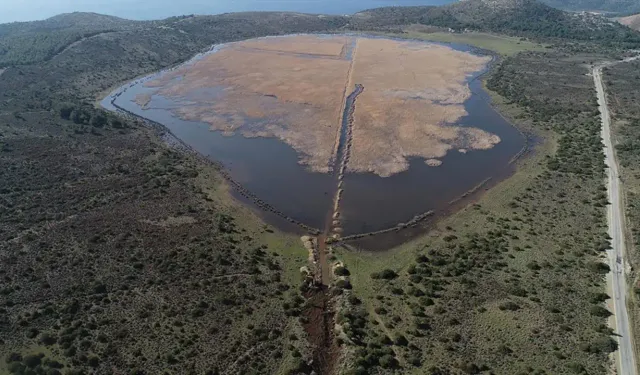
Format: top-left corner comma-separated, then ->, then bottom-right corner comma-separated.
0,13 -> 138,67
618,13 -> 640,30
539,0 -> 640,14
351,0 -> 640,46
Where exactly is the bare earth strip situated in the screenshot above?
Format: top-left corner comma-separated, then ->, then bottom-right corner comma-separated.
594,58 -> 639,375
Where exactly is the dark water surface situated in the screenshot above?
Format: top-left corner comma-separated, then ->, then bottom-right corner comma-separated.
102,35 -> 525,236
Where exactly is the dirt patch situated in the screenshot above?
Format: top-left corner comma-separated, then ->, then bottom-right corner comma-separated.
302,288 -> 339,375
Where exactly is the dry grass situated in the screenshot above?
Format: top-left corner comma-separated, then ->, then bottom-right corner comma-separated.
348,38 -> 498,176
618,14 -> 640,31
138,35 -> 500,176
143,36 -> 352,172
133,92 -> 152,108
237,34 -> 349,57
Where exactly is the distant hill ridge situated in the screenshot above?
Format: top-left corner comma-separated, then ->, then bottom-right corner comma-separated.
538,0 -> 640,15
0,12 -> 137,37
618,13 -> 640,30
1,0 -> 640,68
352,0 -> 640,45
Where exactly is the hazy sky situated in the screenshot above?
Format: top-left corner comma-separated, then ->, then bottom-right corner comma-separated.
0,0 -> 449,24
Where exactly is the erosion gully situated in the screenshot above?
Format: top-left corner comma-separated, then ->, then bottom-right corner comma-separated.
304,83 -> 363,375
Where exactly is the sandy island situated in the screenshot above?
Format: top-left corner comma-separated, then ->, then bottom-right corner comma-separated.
136,35 -> 500,176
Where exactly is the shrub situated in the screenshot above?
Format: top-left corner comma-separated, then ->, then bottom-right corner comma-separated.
379,354 -> 397,369
88,355 -> 100,367
460,362 -> 481,374
588,262 -> 610,274
334,266 -> 350,276
498,301 -> 520,311
589,293 -> 610,304
526,261 -> 541,271
372,269 -> 397,280
6,352 -> 22,363
407,354 -> 421,366
394,334 -> 408,346
589,306 -> 612,318
23,353 -> 42,368
39,332 -> 57,346
567,362 -> 587,373
581,337 -> 618,353
335,279 -> 352,289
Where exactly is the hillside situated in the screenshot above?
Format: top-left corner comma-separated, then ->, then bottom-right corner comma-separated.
539,0 -> 640,14
2,0 -> 639,68
0,13 -> 139,67
351,0 -> 640,46
0,12 -> 137,37
618,13 -> 640,30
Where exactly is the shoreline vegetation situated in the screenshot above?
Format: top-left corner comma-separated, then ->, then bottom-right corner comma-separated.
1,2 -> 639,374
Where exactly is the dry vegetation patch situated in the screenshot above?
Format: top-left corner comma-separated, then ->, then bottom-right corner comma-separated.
142,36 -> 352,172
237,34 -> 349,57
137,35 -> 500,177
348,38 -> 499,176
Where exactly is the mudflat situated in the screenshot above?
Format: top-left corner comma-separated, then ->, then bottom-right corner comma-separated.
137,35 -> 499,177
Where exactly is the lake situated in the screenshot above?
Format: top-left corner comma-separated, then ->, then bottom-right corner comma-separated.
101,35 -> 525,239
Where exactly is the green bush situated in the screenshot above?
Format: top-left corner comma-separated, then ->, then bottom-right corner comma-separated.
371,269 -> 397,280
379,354 -> 397,369
334,266 -> 350,276
589,306 -> 612,318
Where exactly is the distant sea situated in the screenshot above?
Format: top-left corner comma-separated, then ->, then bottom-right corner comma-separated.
1,0 -> 453,24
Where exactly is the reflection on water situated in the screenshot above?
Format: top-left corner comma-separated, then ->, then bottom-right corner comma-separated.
102,35 -> 525,237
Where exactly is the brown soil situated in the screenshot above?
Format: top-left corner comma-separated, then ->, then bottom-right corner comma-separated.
302,288 -> 339,375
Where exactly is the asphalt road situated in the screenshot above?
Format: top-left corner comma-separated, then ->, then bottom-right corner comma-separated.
594,59 -> 638,375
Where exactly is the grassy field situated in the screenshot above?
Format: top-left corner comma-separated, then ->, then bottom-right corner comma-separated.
400,27 -> 548,56
331,51 -> 617,374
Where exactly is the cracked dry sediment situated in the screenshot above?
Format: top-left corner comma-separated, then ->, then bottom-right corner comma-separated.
135,35 -> 500,178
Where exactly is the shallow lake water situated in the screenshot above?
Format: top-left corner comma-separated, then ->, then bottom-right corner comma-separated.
102,35 -> 525,237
